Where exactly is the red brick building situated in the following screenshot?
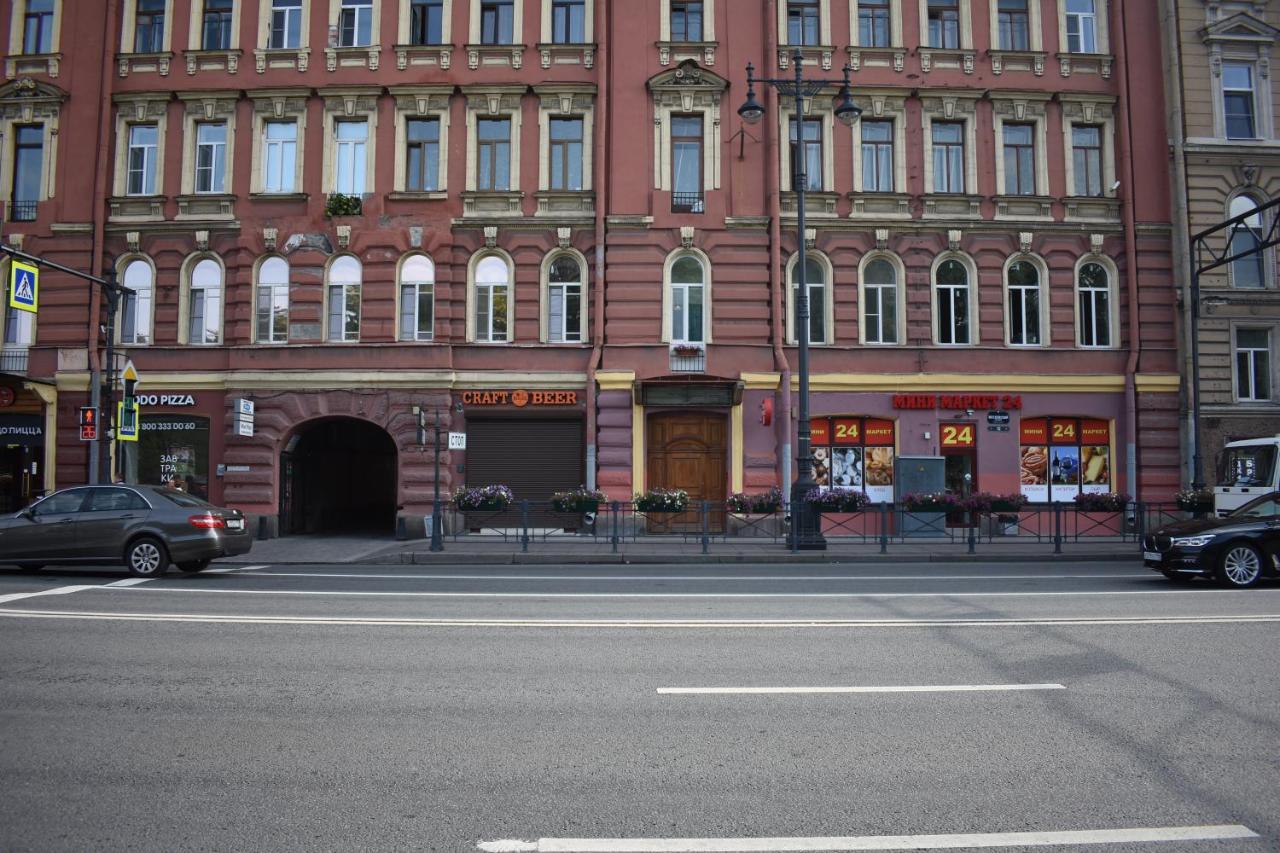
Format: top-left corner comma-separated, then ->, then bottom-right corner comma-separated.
0,0 -> 1180,532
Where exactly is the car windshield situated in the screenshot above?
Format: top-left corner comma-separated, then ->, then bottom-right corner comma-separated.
1217,445 -> 1276,487
1227,494 -> 1280,519
155,489 -> 214,509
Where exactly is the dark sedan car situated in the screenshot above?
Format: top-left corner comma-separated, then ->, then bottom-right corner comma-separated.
0,484 -> 252,577
1143,492 -> 1280,588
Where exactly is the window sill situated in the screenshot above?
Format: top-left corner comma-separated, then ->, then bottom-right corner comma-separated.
249,192 -> 309,202
848,192 -> 911,219
535,190 -> 595,218
1056,52 -> 1113,79
5,52 -> 62,79
781,191 -> 840,218
921,194 -> 983,220
108,196 -> 166,222
325,45 -> 381,71
387,190 -> 449,201
175,194 -> 236,221
993,195 -> 1054,221
535,42 -> 597,69
845,44 -> 905,73
777,44 -> 837,71
987,49 -> 1047,76
183,48 -> 243,75
465,43 -> 527,70
254,47 -> 312,73
117,51 -> 175,77
655,40 -> 718,67
1063,195 -> 1120,223
461,190 -> 525,217
393,43 -> 454,69
917,47 -> 975,74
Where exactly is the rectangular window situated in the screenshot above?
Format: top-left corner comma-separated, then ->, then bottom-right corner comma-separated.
1223,63 -> 1257,140
10,125 -> 42,221
409,0 -> 444,44
406,118 -> 440,192
476,118 -> 511,191
126,124 -> 159,196
334,119 -> 368,194
864,283 -> 897,344
399,283 -> 434,341
670,0 -> 703,42
931,121 -> 964,193
339,0 -> 373,47
672,284 -> 704,342
1008,282 -> 1040,345
327,285 -> 360,341
858,0 -> 890,48
549,117 -> 584,192
792,277 -> 826,343
256,285 -> 289,343
4,295 -> 34,346
23,0 -> 55,54
189,286 -> 222,344
549,284 -> 582,342
1071,125 -> 1102,197
121,288 -> 152,345
270,0 -> 302,49
1002,123 -> 1035,195
671,114 -> 703,212
551,0 -> 585,43
201,0 -> 233,50
134,0 -> 166,52
480,0 -> 514,44
787,0 -> 820,46
1078,268 -> 1110,347
927,0 -> 959,49
1236,328 -> 1271,402
861,120 -> 894,192
194,122 -> 227,194
1065,0 -> 1096,54
997,0 -> 1028,51
263,121 -> 297,193
789,117 -> 823,192
476,283 -> 509,342
937,283 -> 969,345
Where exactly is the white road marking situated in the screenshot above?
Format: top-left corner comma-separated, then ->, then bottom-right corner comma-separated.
103,578 -> 152,588
0,585 -> 91,605
656,683 -> 1065,695
236,571 -> 1152,582
1,610 -> 1278,629
204,564 -> 270,573
475,824 -> 1260,851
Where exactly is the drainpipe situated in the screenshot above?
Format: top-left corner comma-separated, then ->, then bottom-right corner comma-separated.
87,0 -> 120,484
1159,0 -> 1193,486
766,0 -> 792,494
585,0 -> 609,491
1115,0 -> 1142,500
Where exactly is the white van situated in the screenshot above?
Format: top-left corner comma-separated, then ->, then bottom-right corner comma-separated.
1215,435 -> 1280,515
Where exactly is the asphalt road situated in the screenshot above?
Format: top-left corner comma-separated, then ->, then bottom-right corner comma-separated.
0,561 -> 1277,853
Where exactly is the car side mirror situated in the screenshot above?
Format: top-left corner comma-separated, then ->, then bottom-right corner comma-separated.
18,508 -> 34,520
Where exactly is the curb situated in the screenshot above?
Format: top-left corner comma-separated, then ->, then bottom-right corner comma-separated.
222,552 -> 1143,566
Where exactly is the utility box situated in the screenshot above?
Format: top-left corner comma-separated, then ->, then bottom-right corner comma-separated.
895,455 -> 946,537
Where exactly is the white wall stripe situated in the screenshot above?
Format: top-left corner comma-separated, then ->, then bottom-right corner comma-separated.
656,684 -> 1066,695
476,824 -> 1259,852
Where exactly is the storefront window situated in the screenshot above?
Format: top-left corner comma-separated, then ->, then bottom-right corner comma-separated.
1019,417 -> 1110,503
139,415 -> 210,499
809,417 -> 896,503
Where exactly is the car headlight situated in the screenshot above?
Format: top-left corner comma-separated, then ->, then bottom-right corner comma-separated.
1171,534 -> 1217,548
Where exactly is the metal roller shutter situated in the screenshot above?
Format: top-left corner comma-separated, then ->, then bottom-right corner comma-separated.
465,418 -> 585,523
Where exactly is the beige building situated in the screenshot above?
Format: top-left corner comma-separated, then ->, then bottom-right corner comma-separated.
1164,0 -> 1280,485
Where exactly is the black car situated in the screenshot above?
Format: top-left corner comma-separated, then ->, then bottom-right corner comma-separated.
1143,492 -> 1280,588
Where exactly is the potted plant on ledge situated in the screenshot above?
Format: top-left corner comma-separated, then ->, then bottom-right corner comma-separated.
1073,491 -> 1131,537
634,487 -> 689,513
1175,487 -> 1214,516
452,484 -> 513,512
900,491 -> 960,538
551,486 -> 606,514
727,486 -> 784,538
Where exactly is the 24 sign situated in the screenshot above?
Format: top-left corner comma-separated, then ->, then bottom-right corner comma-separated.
940,423 -> 975,448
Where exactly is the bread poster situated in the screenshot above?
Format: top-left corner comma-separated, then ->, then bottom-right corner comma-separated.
1081,445 -> 1110,494
1019,444 -> 1048,503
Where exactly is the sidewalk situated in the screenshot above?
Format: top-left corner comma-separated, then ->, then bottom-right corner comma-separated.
217,533 -> 1145,566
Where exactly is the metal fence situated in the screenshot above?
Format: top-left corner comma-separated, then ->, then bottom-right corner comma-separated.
428,499 -> 1197,555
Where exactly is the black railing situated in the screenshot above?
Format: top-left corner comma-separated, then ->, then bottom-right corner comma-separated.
669,347 -> 705,372
8,200 -> 37,222
671,192 -> 704,213
0,348 -> 29,374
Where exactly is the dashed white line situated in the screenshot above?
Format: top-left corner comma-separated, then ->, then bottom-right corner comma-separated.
204,564 -> 270,573
656,683 -> 1066,695
0,585 -> 92,605
103,578 -> 153,588
475,824 -> 1260,851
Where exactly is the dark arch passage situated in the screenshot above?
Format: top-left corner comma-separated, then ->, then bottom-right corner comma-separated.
280,418 -> 397,535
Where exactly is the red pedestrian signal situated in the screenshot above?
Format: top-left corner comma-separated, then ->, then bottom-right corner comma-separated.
79,406 -> 98,441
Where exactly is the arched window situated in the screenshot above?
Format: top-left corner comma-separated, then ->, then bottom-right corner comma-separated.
120,259 -> 153,345
861,257 -> 898,345
670,255 -> 705,343
188,258 -> 223,345
256,256 -> 290,343
474,255 -> 511,343
547,254 -> 583,343
788,254 -> 829,345
398,254 -> 435,342
1229,194 -> 1266,289
1077,260 -> 1112,348
1006,259 -> 1042,346
934,257 -> 971,345
326,255 -> 361,342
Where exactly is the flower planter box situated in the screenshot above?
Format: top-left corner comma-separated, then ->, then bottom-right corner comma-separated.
899,508 -> 947,537
727,512 -> 785,538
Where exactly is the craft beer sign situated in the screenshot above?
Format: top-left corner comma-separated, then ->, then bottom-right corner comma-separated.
460,390 -> 579,407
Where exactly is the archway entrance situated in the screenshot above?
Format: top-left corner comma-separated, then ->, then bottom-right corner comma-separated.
280,418 -> 397,535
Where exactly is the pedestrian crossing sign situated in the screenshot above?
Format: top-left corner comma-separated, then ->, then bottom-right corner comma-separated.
9,261 -> 38,314
117,399 -> 140,442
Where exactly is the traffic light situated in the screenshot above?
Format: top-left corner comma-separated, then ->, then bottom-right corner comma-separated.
78,406 -> 98,441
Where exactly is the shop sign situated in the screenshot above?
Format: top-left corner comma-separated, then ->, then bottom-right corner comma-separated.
0,414 -> 42,446
461,390 -> 579,407
939,423 -> 976,448
808,417 -> 896,503
893,394 -> 1022,411
134,394 -> 197,407
987,410 -> 1010,426
864,419 -> 895,446
1019,417 -> 1112,504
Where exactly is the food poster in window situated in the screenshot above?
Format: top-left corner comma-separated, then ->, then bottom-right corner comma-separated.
1080,419 -> 1111,494
1018,418 -> 1049,502
862,419 -> 895,503
831,447 -> 863,488
1048,418 -> 1082,502
139,415 -> 210,499
810,417 -> 896,502
812,446 -> 831,487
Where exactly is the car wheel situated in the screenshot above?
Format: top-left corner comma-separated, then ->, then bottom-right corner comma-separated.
125,537 -> 169,578
1217,543 -> 1263,589
1160,569 -> 1195,583
177,559 -> 211,573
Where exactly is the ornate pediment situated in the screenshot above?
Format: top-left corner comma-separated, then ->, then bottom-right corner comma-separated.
0,77 -> 67,105
1202,12 -> 1280,44
647,59 -> 728,93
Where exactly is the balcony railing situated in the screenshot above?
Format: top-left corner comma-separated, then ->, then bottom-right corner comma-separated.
7,200 -> 37,222
671,191 -> 704,214
0,347 -> 29,375
669,344 -> 705,373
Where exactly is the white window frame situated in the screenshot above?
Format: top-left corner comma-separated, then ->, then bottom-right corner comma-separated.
335,0 -> 376,47
536,87 -> 596,193
187,0 -> 243,52
850,0 -> 902,49
118,256 -> 155,346
319,89 -> 380,196
7,0 -> 63,59
255,255 -> 290,344
249,91 -> 308,195
988,0 -> 1042,52
193,120 -> 228,194
398,253 -> 435,342
662,249 -> 712,344
467,250 -> 515,343
659,0 -> 716,43
541,249 -> 588,344
1060,0 -> 1108,54
778,0 -> 831,47
257,0 -> 311,53
780,106 -> 835,193
930,252 -> 978,346
124,122 -> 161,196
325,254 -> 362,342
463,88 -> 523,192
469,0 -> 524,45
927,118 -> 967,193
1060,97 -> 1116,200
1221,60 -> 1261,140
541,0 -> 593,43
333,119 -> 368,194
179,255 -> 224,345
262,120 -> 299,193
785,251 -> 835,346
991,98 -> 1049,198
858,251 -> 905,345
1074,255 -> 1117,349
918,0 -> 972,50
390,86 -> 452,194
121,0 -> 174,54
650,66 -> 726,193
1228,192 -> 1271,289
1233,325 -> 1273,403
1002,254 -> 1049,347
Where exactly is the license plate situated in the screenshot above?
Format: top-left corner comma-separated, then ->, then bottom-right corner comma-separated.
227,518 -> 244,530
1143,551 -> 1162,562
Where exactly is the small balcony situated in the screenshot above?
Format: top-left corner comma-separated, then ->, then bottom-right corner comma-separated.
0,347 -> 29,375
7,200 -> 37,222
669,342 -> 705,373
671,191 -> 705,214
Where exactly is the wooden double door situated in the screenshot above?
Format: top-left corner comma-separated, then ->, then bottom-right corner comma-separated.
645,412 -> 727,533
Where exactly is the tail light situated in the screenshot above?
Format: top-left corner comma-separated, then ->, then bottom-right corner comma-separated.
188,512 -> 226,529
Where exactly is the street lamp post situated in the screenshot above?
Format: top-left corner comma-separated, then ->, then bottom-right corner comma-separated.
739,49 -> 862,550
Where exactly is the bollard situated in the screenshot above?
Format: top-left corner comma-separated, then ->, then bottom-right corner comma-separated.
520,499 -> 530,553
967,510 -> 976,554
879,502 -> 888,554
611,500 -> 620,553
1053,501 -> 1063,554
1134,501 -> 1145,551
701,500 -> 710,555
429,498 -> 444,552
